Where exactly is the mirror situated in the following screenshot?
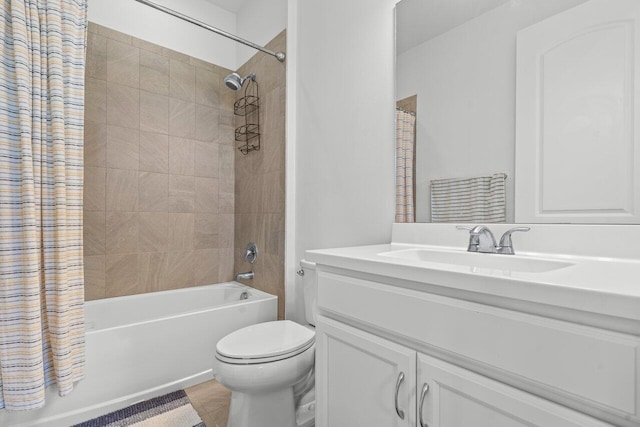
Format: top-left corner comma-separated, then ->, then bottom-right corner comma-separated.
396,0 -> 640,224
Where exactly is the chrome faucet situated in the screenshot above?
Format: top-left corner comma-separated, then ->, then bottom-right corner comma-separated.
497,227 -> 531,255
235,271 -> 254,281
457,225 -> 498,253
457,225 -> 530,255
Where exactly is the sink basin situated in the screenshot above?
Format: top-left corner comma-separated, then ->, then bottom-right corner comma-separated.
377,248 -> 573,273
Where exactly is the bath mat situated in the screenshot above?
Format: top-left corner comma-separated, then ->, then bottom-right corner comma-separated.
73,390 -> 204,427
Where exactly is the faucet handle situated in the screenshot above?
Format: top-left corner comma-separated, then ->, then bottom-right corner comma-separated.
498,227 -> 530,255
456,225 -> 479,252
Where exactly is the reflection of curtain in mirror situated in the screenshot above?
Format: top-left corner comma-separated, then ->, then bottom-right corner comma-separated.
395,108 -> 416,223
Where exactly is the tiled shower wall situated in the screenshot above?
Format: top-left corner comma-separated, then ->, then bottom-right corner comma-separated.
234,31 -> 287,319
83,23 -> 236,300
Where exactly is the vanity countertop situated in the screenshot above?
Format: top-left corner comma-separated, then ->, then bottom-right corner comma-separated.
306,242 -> 640,322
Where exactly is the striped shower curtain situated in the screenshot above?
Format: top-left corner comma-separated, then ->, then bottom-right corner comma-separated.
395,109 -> 416,223
0,0 -> 87,410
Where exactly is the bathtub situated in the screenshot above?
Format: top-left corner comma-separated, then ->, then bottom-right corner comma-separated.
0,282 -> 277,427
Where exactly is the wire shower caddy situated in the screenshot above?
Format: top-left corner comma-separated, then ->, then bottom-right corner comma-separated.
233,77 -> 260,154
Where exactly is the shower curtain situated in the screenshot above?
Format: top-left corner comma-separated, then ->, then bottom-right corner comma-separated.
395,108 -> 416,223
0,0 -> 87,410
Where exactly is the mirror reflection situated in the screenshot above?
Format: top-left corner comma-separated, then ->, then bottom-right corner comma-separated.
395,0 -> 639,224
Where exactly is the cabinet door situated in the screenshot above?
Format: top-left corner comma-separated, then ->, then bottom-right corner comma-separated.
417,353 -> 612,427
316,316 -> 416,427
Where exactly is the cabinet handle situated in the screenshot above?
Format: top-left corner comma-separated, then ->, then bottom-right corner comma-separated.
394,371 -> 405,420
419,382 -> 430,427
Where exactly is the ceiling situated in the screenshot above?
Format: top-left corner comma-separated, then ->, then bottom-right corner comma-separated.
201,0 -> 249,14
396,0 -> 513,54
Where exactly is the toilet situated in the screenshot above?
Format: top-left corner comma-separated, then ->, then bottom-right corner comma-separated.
213,260 -> 317,427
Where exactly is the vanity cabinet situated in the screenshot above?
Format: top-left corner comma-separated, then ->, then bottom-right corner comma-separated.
314,270 -> 639,427
316,317 -> 416,427
317,316 -> 610,427
416,353 -> 610,427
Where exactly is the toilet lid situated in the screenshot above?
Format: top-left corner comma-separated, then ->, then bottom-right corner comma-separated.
216,320 -> 315,361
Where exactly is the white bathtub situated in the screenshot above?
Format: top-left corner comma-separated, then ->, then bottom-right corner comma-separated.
0,282 -> 277,427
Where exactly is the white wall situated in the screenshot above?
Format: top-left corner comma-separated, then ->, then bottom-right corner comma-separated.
286,0 -> 398,321
396,0 -> 585,222
236,0 -> 288,67
88,0 -> 237,69
89,0 -> 288,71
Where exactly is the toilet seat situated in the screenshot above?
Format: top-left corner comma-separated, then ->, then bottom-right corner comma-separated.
216,320 -> 316,365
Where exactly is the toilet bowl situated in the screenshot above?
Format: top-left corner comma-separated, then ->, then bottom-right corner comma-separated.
213,260 -> 318,427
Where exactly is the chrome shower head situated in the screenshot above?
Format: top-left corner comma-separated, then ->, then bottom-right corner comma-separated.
223,72 -> 256,91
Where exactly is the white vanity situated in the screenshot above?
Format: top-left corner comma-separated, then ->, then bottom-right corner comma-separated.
306,223 -> 640,427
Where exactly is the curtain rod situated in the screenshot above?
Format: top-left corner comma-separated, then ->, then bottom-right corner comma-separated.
133,0 -> 286,62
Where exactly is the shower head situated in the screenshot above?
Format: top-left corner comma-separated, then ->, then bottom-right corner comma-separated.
224,72 -> 256,91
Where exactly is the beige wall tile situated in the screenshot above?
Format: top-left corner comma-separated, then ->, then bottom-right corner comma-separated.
195,104 -> 219,142
168,175 -> 195,212
219,144 -> 234,181
169,98 -> 196,138
106,168 -> 138,211
261,170 -> 284,213
84,166 -> 106,211
106,211 -> 138,254
138,171 -> 168,211
107,125 -> 139,170
85,78 -> 107,123
195,177 -> 219,213
98,25 -> 132,44
138,212 -> 169,252
235,172 -> 260,214
219,109 -> 234,127
88,21 -> 99,34
132,37 -> 163,54
218,248 -> 235,283
220,93 -> 235,112
168,136 -> 194,175
168,213 -> 194,250
84,255 -> 106,300
107,39 -> 139,87
218,214 -> 234,249
140,90 -> 169,134
164,251 -> 195,290
194,213 -> 218,249
219,192 -> 234,214
139,131 -> 169,173
84,24 -> 242,301
138,252 -> 167,291
140,50 -> 169,95
84,121 -> 107,167
194,249 -> 219,286
233,31 -> 287,318
263,213 -> 285,256
84,210 -> 106,256
194,141 -> 219,178
169,60 -> 195,101
218,125 -> 235,146
107,82 -> 139,129
162,47 -> 190,63
86,32 -> 107,80
106,253 -> 139,297
220,175 -> 234,197
195,67 -> 220,107
234,214 -> 256,252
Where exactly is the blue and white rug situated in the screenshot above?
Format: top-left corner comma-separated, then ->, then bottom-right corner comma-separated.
73,390 -> 204,427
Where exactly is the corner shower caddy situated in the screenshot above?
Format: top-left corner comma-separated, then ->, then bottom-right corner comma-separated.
234,76 -> 260,154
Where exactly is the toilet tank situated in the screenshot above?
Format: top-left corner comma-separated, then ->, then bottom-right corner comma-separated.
300,260 -> 318,326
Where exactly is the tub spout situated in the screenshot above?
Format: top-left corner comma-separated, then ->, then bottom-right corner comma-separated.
235,271 -> 254,281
